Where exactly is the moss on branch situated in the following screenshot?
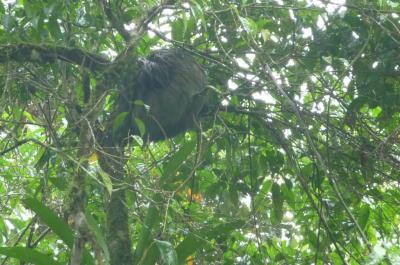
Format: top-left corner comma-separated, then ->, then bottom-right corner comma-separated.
0,43 -> 110,72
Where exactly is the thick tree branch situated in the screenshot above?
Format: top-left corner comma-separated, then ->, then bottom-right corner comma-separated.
0,43 -> 110,72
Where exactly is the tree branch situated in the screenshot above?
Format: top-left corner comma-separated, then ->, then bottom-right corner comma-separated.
98,0 -> 131,42
0,43 -> 110,72
0,139 -> 30,156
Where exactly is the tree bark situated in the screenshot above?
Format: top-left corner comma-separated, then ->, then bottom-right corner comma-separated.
98,140 -> 133,265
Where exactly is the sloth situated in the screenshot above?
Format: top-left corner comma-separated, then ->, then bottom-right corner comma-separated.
114,49 -> 208,143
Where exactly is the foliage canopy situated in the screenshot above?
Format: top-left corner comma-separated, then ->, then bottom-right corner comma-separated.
0,0 -> 399,264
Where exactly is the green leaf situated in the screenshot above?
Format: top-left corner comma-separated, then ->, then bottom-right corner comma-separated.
271,183 -> 283,225
133,194 -> 162,263
0,2 -> 4,15
162,138 -> 196,178
358,205 -> 370,231
34,148 -> 49,169
134,117 -> 146,137
22,1 -> 41,18
85,213 -> 110,265
371,106 -> 382,118
176,220 -> 245,263
48,177 -> 68,191
171,18 -> 185,42
132,135 -> 144,146
112,112 -> 129,133
23,198 -> 95,264
0,247 -> 62,265
176,235 -> 201,264
23,197 -> 74,247
239,16 -> 256,35
189,0 -> 207,31
47,15 -> 62,39
307,230 -> 319,248
154,240 -> 178,265
98,168 -> 113,196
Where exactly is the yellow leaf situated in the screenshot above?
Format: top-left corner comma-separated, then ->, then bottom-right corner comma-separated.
88,153 -> 98,162
186,256 -> 194,265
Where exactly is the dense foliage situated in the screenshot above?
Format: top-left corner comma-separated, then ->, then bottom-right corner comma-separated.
0,0 -> 399,264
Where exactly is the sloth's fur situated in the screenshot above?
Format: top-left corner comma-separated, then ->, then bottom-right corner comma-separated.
126,49 -> 207,142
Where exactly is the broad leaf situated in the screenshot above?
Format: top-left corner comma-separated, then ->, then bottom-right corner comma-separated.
0,247 -> 62,265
